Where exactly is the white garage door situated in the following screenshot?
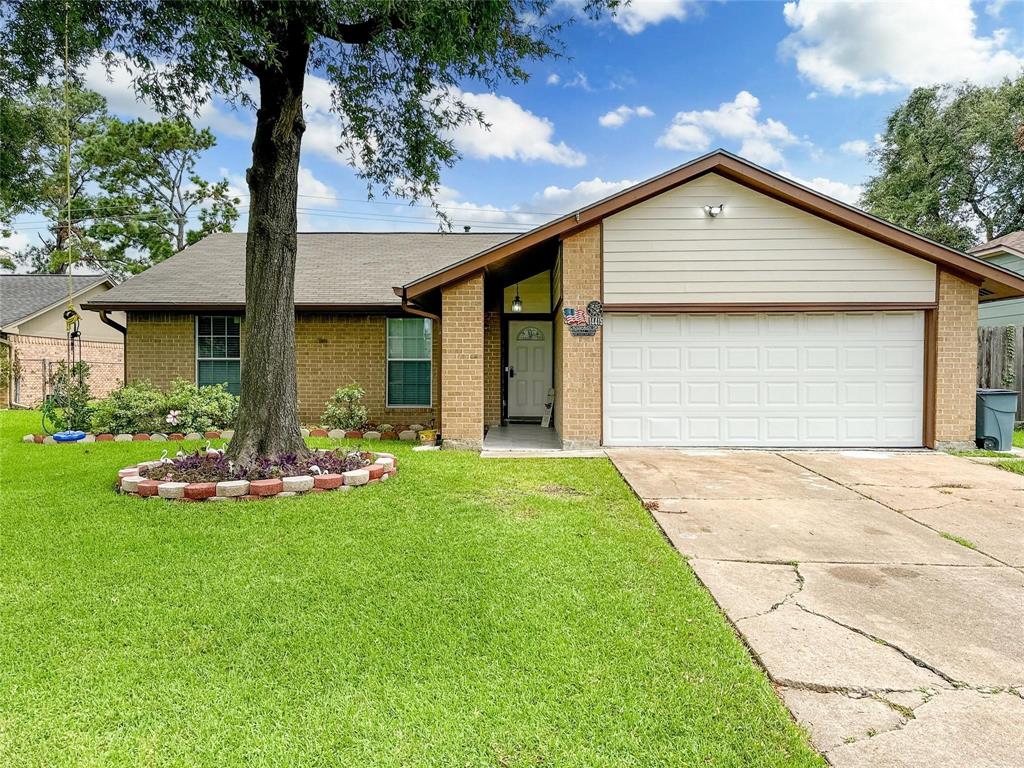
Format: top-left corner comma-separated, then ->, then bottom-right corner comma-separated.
603,312 -> 924,447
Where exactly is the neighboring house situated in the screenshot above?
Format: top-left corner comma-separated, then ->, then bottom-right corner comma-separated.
1,274 -> 125,407
970,231 -> 1024,327
83,150 -> 1024,450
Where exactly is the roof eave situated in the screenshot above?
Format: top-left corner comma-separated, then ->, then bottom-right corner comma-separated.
401,149 -> 1024,300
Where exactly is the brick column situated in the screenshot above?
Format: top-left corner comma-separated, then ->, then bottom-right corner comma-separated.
556,224 -> 602,449
483,309 -> 502,428
935,270 -> 979,448
441,273 -> 484,449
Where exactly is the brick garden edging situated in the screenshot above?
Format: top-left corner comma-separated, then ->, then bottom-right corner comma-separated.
23,425 -> 431,445
22,429 -> 234,445
117,449 -> 398,502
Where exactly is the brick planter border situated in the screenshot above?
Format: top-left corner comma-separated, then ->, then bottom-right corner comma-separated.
116,450 -> 398,503
24,427 -> 427,445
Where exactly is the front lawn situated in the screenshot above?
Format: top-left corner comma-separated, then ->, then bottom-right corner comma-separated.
0,410 -> 820,767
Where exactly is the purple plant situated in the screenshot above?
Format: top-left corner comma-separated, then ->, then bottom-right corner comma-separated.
142,448 -> 369,483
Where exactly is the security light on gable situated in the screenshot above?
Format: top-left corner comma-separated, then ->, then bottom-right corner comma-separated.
703,203 -> 724,218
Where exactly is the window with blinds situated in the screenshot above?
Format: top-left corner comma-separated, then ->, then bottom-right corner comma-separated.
387,317 -> 432,407
196,315 -> 241,395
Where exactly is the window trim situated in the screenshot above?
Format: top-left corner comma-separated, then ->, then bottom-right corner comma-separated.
195,315 -> 242,393
385,316 -> 433,409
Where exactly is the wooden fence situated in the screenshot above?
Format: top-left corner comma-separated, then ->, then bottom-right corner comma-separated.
977,325 -> 1023,419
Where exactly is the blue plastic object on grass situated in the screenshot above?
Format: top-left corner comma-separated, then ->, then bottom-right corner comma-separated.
54,430 -> 87,442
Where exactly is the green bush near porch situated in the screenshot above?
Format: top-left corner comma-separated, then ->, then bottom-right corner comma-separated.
0,409 -> 821,767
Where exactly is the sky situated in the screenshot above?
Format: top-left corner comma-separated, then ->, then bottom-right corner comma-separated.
6,0 -> 1024,256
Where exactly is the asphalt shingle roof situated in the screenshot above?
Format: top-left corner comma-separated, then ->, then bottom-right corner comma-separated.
971,231 -> 1024,255
1,274 -> 110,328
85,232 -> 515,309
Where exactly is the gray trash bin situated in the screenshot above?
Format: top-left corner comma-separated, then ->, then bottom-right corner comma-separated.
976,389 -> 1019,451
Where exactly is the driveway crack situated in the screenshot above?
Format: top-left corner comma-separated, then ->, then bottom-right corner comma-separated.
793,602 -> 964,688
778,453 -> 1015,568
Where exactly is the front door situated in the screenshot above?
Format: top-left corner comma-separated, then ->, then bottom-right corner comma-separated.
507,320 -> 553,420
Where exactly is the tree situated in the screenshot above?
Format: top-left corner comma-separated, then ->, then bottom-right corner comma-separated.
1,0 -> 614,465
861,78 -> 1024,250
85,119 -> 239,267
4,85 -> 111,273
2,84 -> 238,276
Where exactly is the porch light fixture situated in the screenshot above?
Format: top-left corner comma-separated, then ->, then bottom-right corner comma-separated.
703,203 -> 724,218
511,284 -> 523,313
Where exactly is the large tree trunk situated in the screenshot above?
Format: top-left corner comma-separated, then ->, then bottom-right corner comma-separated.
226,35 -> 310,465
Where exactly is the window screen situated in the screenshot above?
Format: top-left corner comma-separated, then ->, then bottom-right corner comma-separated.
196,315 -> 241,395
387,317 -> 432,407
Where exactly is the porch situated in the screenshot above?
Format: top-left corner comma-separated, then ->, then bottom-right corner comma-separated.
427,226 -> 604,451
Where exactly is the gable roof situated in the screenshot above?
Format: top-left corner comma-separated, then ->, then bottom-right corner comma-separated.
401,150 -> 1024,302
971,231 -> 1024,260
1,274 -> 112,329
83,231 -> 514,311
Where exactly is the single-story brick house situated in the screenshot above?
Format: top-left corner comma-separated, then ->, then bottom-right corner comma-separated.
84,151 -> 1024,450
1,274 -> 125,407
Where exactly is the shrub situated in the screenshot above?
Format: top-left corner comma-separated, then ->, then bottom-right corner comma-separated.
321,384 -> 368,431
46,361 -> 93,432
163,379 -> 238,433
91,380 -> 165,434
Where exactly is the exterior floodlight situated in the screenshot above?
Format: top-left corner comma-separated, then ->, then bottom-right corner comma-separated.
703,203 -> 724,218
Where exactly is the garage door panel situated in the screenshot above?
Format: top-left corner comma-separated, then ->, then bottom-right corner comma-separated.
603,311 -> 924,447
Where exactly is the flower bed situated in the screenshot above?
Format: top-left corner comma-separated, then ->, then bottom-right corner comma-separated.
118,448 -> 397,502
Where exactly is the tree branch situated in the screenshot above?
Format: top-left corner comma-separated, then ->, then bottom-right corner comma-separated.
314,11 -> 406,45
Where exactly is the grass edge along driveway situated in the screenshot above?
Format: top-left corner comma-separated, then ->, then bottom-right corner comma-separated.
0,410 -> 821,767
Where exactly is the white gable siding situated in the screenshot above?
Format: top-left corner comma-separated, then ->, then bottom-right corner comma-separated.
602,173 -> 937,305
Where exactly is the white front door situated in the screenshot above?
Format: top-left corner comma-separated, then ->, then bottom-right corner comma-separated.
507,320 -> 553,420
603,311 -> 925,447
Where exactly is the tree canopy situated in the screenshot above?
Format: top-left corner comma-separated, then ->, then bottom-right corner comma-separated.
861,77 -> 1024,250
1,0 -> 615,463
1,83 -> 239,277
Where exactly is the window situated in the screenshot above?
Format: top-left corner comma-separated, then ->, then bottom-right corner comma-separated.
196,315 -> 241,395
387,317 -> 432,407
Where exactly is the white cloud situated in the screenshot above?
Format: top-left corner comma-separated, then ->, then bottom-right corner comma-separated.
83,56 -> 253,138
435,176 -> 641,232
564,72 -> 593,91
546,73 -> 561,86
447,90 -> 586,167
781,0 -> 1024,95
598,104 -> 655,128
297,167 -> 338,200
840,139 -> 871,157
535,177 -> 639,212
783,172 -> 864,205
986,0 -> 1010,18
614,0 -> 694,34
656,91 -> 799,166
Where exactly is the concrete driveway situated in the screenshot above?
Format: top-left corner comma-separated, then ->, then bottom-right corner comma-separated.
608,449 -> 1024,768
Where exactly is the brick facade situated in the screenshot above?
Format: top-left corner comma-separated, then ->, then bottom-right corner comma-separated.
483,309 -> 502,427
441,273 -> 484,449
935,271 -> 979,447
295,312 -> 439,427
555,225 -> 603,448
125,312 -> 196,390
125,311 -> 440,426
7,333 -> 123,407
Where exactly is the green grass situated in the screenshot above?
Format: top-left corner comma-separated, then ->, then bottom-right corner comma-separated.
1015,430 -> 1024,448
0,410 -> 821,768
939,531 -> 977,550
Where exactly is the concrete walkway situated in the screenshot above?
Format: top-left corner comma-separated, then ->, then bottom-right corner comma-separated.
607,449 -> 1024,768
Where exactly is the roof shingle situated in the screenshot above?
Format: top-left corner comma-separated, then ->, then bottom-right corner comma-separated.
1,274 -> 110,328
85,232 -> 514,309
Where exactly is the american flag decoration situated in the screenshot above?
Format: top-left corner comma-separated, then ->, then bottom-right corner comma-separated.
562,302 -> 603,336
563,307 -> 589,326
